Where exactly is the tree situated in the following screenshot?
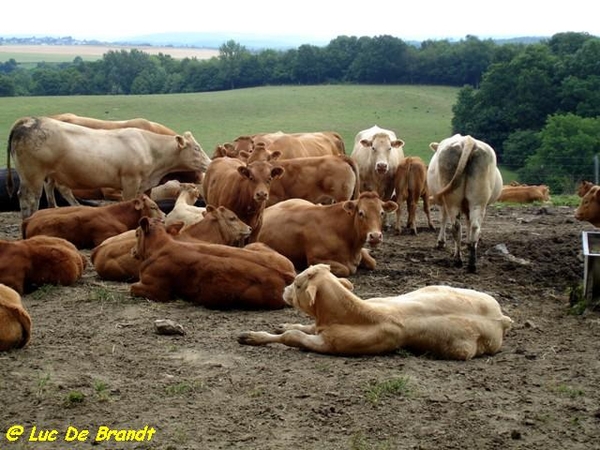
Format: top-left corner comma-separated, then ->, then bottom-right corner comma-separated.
219,40 -> 250,90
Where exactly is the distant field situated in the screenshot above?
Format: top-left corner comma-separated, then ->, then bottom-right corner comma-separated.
0,44 -> 219,63
0,85 -> 459,165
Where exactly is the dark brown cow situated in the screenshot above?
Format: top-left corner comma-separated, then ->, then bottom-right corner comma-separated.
257,191 -> 398,277
130,217 -> 296,309
202,156 -> 284,242
0,235 -> 86,294
393,156 -> 435,234
22,194 -> 165,249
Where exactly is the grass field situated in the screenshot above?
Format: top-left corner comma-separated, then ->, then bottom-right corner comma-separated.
0,85 -> 459,167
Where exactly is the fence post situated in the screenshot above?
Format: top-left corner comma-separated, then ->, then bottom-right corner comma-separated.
595,154 -> 599,185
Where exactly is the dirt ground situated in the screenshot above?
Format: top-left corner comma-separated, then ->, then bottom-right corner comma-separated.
1,203 -> 599,450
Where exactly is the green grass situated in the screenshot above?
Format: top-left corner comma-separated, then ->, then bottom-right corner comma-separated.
364,376 -> 412,404
0,85 -> 458,166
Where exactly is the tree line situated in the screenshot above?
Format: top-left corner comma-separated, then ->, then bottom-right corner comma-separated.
0,31 -> 598,193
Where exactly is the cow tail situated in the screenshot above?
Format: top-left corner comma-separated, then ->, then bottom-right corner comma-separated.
6,127 -> 14,197
343,155 -> 361,199
433,136 -> 475,202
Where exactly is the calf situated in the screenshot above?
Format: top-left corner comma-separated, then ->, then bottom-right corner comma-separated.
91,205 -> 252,281
202,156 -> 284,242
164,183 -> 205,229
130,217 -> 295,309
22,194 -> 165,249
575,184 -> 600,227
257,191 -> 398,277
0,236 -> 86,294
238,264 -> 512,360
393,156 -> 435,234
498,184 -> 550,203
0,283 -> 32,351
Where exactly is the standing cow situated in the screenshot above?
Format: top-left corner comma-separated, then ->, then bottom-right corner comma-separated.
427,134 -> 502,273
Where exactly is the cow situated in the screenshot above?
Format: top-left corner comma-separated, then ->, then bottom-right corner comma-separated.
351,125 -> 405,201
427,134 -> 503,273
0,283 -> 32,351
577,180 -> 595,198
164,183 -> 205,229
91,205 -> 252,282
6,116 -> 211,218
238,264 -> 513,360
257,191 -> 398,277
130,217 -> 296,309
393,156 -> 435,235
50,112 -> 178,136
202,156 -> 284,242
575,184 -> 600,227
497,184 -> 550,203
265,131 -> 345,159
0,235 -> 86,295
22,194 -> 165,249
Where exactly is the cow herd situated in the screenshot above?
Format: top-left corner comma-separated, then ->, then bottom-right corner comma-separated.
6,112 -> 576,360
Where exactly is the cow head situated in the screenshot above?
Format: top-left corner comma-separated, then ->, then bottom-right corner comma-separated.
132,216 -> 166,261
361,133 -> 405,175
177,131 -> 212,172
203,204 -> 252,246
237,161 -> 285,203
343,191 -> 398,247
575,186 -> 600,227
133,194 -> 166,220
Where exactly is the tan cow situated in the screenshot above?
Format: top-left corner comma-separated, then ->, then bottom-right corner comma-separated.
0,283 -> 32,351
0,236 -> 86,294
130,217 -> 296,309
22,194 -> 165,249
202,156 -> 284,242
351,125 -> 405,201
393,156 -> 435,235
249,131 -> 345,159
498,184 -> 550,203
427,134 -> 503,272
575,184 -> 600,227
257,191 -> 398,277
50,112 -> 178,136
577,180 -> 595,198
238,264 -> 512,360
91,205 -> 252,281
6,116 -> 211,218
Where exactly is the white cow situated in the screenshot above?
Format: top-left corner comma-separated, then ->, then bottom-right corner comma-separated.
427,134 -> 503,272
351,125 -> 405,201
6,116 -> 212,219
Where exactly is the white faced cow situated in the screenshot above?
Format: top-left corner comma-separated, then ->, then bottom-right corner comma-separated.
427,134 -> 503,273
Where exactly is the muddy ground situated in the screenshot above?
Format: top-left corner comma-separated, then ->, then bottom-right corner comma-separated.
1,203 -> 599,450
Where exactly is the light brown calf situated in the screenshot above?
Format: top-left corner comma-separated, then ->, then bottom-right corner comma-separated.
498,184 -> 550,203
0,283 -> 32,351
393,156 -> 435,234
239,264 -> 513,360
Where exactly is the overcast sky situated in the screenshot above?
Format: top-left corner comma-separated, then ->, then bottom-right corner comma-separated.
3,1 -> 598,43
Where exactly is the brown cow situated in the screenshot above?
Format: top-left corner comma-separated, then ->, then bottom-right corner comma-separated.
393,156 -> 435,234
498,184 -> 550,203
6,116 -> 211,218
577,180 -> 595,198
202,156 -> 284,242
0,283 -> 32,351
575,184 -> 600,227
257,191 -> 398,277
249,131 -> 345,159
50,112 -> 178,135
91,205 -> 252,282
22,194 -> 165,249
238,264 -> 512,360
130,217 -> 296,309
0,235 -> 86,294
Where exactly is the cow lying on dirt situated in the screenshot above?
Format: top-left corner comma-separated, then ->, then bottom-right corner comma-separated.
238,264 -> 513,360
0,236 -> 87,294
0,283 -> 32,351
130,217 -> 295,309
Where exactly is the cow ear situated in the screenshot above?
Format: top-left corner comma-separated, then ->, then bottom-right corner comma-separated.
139,216 -> 150,233
133,197 -> 143,210
271,166 -> 285,179
237,166 -> 251,179
342,200 -> 357,215
269,151 -> 282,161
306,284 -> 318,307
205,204 -> 216,214
239,150 -> 250,159
176,135 -> 185,149
392,139 -> 405,148
360,138 -> 371,148
383,200 -> 399,213
429,142 -> 439,152
339,278 -> 354,291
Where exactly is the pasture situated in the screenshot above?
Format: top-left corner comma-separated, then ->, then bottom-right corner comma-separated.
0,203 -> 598,449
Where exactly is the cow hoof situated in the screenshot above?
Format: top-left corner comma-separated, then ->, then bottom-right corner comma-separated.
467,264 -> 477,274
454,259 -> 463,268
237,332 -> 255,345
436,241 -> 445,249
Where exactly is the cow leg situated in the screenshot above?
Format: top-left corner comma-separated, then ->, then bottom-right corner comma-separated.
54,183 -> 81,206
274,323 -> 316,334
18,183 -> 43,219
451,214 -> 463,267
43,179 -> 58,208
394,199 -> 403,235
238,330 -> 331,353
466,205 -> 486,273
407,195 -> 417,235
436,203 -> 448,249
131,281 -> 171,302
358,248 -> 377,271
422,192 -> 435,231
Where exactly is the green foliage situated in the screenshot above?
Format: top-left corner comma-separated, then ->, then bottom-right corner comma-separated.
364,376 -> 411,404
65,391 -> 85,405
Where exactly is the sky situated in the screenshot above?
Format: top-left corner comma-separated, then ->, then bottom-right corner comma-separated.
2,0 -> 598,44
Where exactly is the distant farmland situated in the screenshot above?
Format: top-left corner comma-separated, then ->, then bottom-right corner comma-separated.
0,44 -> 219,63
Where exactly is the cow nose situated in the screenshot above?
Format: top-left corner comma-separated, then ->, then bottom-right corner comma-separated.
376,162 -> 388,173
255,191 -> 269,201
367,231 -> 383,247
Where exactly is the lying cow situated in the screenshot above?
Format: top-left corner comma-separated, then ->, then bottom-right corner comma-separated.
130,217 -> 295,309
91,205 -> 252,281
393,156 -> 435,235
0,283 -> 32,351
427,134 -> 502,273
575,184 -> 600,227
238,264 -> 513,360
22,194 -> 165,249
0,236 -> 86,294
6,116 -> 211,218
257,191 -> 398,277
498,184 -> 550,203
577,180 -> 595,198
